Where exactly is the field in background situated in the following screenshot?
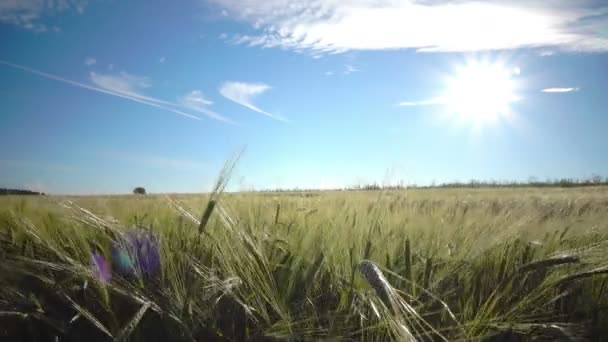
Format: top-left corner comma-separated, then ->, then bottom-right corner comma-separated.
1,186 -> 608,340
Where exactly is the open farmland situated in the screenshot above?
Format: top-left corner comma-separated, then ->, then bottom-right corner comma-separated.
1,186 -> 608,340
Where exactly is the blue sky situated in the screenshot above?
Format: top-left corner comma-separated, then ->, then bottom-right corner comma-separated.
1,0 -> 608,194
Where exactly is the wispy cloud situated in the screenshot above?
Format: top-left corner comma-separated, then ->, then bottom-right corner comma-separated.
0,60 -> 234,123
85,57 -> 96,67
398,98 -> 446,107
90,71 -> 151,93
0,0 -> 88,31
83,71 -> 204,120
344,64 -> 359,75
539,50 -> 555,57
178,90 -> 238,124
324,71 -> 334,76
213,0 -> 608,54
181,90 -> 213,106
90,71 -> 236,123
159,57 -> 166,63
90,71 -> 158,102
541,87 -> 579,93
219,81 -> 287,122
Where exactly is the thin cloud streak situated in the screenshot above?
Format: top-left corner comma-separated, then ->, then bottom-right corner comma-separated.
344,64 -> 359,75
85,57 -> 96,66
0,60 -> 233,123
179,90 -> 214,108
541,87 -> 579,93
90,71 -> 237,124
90,71 -> 171,106
0,60 -> 200,120
219,81 -> 288,122
179,90 -> 239,125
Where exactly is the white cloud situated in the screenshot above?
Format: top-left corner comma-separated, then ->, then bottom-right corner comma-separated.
344,64 -> 358,75
541,87 -> 579,93
0,59 -> 235,123
181,90 -> 213,106
84,57 -> 96,66
90,72 -> 236,123
91,71 -> 151,92
0,0 -> 88,31
178,90 -> 237,124
324,70 -> 334,76
90,71 -> 160,102
219,81 -> 287,121
85,71 -> 207,120
91,73 -> 237,123
212,0 -> 608,53
159,57 -> 166,63
539,50 -> 555,57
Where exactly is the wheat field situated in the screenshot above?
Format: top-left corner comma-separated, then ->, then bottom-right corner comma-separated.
1,185 -> 608,340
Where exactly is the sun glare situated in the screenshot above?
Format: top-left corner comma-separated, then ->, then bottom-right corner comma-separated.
442,60 -> 519,127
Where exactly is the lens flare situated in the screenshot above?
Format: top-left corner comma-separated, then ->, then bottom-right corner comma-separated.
442,59 -> 520,127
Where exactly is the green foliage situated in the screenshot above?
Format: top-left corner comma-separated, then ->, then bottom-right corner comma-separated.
132,187 -> 146,195
1,186 -> 608,340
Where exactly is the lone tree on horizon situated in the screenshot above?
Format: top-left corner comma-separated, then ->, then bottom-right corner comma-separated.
133,187 -> 146,195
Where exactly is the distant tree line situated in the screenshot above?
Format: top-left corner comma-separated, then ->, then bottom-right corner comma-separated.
418,175 -> 608,189
0,188 -> 46,196
250,175 -> 608,193
350,175 -> 608,190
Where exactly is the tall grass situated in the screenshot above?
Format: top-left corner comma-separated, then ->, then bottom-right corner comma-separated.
1,183 -> 607,340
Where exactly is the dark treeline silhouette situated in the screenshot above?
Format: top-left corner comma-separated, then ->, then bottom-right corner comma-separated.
0,188 -> 46,196
417,175 -> 608,189
252,175 -> 608,193
351,176 -> 608,190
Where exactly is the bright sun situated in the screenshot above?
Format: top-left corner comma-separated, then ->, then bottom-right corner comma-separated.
442,60 -> 519,126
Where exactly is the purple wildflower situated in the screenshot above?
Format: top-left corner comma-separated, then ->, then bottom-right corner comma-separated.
111,242 -> 137,276
91,251 -> 111,283
111,228 -> 161,277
